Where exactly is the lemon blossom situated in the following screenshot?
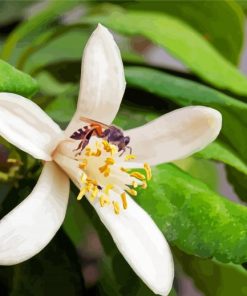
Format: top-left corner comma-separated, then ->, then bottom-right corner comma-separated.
0,25 -> 222,295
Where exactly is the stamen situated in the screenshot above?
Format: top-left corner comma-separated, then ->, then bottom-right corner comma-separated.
99,157 -> 115,177
99,164 -> 110,177
81,173 -> 87,183
132,181 -> 138,188
85,147 -> 91,156
91,148 -> 101,157
142,181 -> 147,189
72,132 -> 152,215
144,163 -> 152,180
100,195 -> 110,207
79,159 -> 88,170
105,157 -> 115,165
90,186 -> 99,201
102,140 -> 117,155
112,201 -> 120,214
125,154 -> 136,161
77,188 -> 86,200
126,188 -> 138,196
130,171 -> 145,180
121,192 -> 127,209
104,184 -> 114,194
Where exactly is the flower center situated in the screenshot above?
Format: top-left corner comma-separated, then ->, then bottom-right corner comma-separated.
75,138 -> 151,214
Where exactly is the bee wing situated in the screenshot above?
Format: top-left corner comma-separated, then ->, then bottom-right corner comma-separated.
79,116 -> 109,129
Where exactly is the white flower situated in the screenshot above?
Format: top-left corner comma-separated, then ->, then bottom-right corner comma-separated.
0,24 -> 222,296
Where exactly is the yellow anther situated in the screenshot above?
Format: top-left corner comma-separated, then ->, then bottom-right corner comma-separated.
142,181 -> 147,189
79,159 -> 88,170
120,167 -> 129,173
125,154 -> 136,161
86,178 -> 98,187
130,171 -> 145,180
80,173 -> 87,183
121,192 -> 128,209
144,163 -> 152,181
109,144 -> 118,155
90,186 -> 99,200
99,164 -> 110,177
132,181 -> 138,188
100,195 -> 110,207
105,157 -> 115,165
126,188 -> 137,196
91,149 -> 101,157
85,147 -> 91,156
104,184 -> 114,194
77,187 -> 86,200
112,201 -> 120,215
102,140 -> 117,155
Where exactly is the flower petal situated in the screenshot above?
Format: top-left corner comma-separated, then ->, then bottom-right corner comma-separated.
0,162 -> 70,265
93,194 -> 174,296
126,106 -> 222,165
53,154 -> 173,295
66,24 -> 126,136
0,92 -> 63,161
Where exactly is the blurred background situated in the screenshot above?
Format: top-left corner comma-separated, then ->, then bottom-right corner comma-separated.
1,1 -> 247,295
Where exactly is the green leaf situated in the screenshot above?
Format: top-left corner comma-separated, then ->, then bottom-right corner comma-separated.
196,142 -> 247,176
175,156 -> 218,191
0,0 -> 80,61
10,229 -> 86,296
137,163 -> 247,264
125,66 -> 247,163
0,59 -> 38,96
126,0 -> 244,64
87,11 -> 247,95
174,248 -> 247,296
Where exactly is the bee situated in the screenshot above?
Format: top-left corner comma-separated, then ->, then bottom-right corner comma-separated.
70,117 -> 132,156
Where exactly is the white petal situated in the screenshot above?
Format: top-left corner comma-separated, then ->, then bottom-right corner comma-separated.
53,154 -> 173,295
126,106 -> 222,165
0,162 -> 70,265
0,92 -> 63,161
93,194 -> 174,296
66,24 -> 126,136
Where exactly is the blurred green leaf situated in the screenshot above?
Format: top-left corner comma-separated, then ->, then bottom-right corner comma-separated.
87,11 -> 247,95
138,163 -> 247,264
126,0 -> 244,64
19,27 -> 89,73
45,84 -> 77,125
174,248 -> 247,296
0,59 -> 38,96
11,229 -> 86,296
0,0 -> 80,61
196,142 -> 247,176
0,0 -> 35,26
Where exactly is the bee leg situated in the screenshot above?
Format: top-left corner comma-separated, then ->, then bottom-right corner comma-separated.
73,140 -> 84,152
127,146 -> 132,154
119,148 -> 126,157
